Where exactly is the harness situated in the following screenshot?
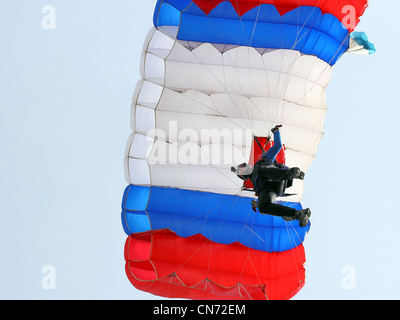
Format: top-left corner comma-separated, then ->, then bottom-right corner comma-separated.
250,159 -> 295,197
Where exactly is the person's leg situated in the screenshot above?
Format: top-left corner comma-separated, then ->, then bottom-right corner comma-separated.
256,189 -> 311,227
257,189 -> 296,217
258,165 -> 288,182
258,165 -> 304,182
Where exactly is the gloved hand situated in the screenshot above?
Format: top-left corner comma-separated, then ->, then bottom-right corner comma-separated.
271,124 -> 282,133
251,200 -> 258,213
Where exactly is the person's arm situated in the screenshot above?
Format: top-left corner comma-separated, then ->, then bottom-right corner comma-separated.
262,126 -> 283,162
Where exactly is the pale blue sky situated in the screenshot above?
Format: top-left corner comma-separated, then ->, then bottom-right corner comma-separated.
0,1 -> 398,300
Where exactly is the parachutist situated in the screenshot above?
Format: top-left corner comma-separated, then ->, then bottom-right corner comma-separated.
234,125 -> 311,227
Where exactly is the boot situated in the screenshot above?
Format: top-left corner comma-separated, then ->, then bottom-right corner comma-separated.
286,167 -> 305,180
294,208 -> 311,227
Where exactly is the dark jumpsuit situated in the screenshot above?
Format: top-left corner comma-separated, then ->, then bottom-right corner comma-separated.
249,131 -> 297,218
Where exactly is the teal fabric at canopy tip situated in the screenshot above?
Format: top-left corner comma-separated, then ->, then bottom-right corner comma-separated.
351,31 -> 376,54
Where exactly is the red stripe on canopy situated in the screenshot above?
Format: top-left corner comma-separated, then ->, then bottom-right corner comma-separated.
191,0 -> 368,31
125,229 -> 306,300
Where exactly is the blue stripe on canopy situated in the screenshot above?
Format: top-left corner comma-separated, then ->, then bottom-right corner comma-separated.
154,0 -> 350,65
121,185 -> 310,253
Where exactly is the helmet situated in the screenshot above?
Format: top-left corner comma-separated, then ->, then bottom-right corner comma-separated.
231,163 -> 253,180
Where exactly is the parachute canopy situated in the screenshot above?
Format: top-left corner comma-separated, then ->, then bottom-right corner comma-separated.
122,0 -> 373,300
